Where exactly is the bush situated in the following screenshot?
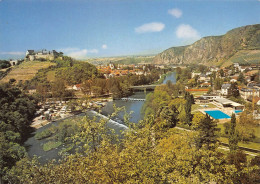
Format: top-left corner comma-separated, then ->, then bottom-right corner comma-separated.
43,141 -> 62,151
35,129 -> 53,140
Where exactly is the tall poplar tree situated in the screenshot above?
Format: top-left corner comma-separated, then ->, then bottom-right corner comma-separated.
184,92 -> 193,125
228,113 -> 239,152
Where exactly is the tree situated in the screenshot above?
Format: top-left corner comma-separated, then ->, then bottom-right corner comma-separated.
237,72 -> 245,84
51,79 -> 66,101
228,113 -> 239,152
236,111 -> 257,142
219,69 -> 225,77
0,131 -> 27,182
156,105 -> 178,129
214,77 -> 223,90
191,112 -> 205,130
184,92 -> 193,125
207,87 -> 212,94
229,82 -> 239,98
36,83 -> 48,103
195,114 -> 219,150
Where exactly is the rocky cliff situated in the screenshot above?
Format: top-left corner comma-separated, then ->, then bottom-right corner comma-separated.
153,24 -> 260,65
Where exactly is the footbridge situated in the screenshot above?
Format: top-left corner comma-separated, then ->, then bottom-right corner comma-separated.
119,98 -> 146,101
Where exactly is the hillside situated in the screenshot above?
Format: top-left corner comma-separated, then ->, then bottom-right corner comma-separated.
0,61 -> 56,83
153,24 -> 260,66
86,56 -> 154,65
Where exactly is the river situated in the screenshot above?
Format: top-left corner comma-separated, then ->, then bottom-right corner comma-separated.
24,72 -> 176,162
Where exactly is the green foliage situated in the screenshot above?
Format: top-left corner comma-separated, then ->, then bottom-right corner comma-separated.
0,60 -> 11,69
214,77 -> 223,90
0,84 -> 37,138
51,79 -> 74,100
35,129 -> 53,140
229,82 -> 240,98
7,119 -> 259,183
0,131 -> 27,181
228,114 -> 239,152
176,67 -> 192,83
0,84 -> 37,180
43,141 -> 62,152
30,57 -> 98,88
156,105 -> 178,129
195,114 -> 220,150
55,61 -> 98,85
184,91 -> 194,125
237,72 -> 245,84
236,110 -> 258,142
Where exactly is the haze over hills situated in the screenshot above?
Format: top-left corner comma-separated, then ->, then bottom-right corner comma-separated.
153,24 -> 260,66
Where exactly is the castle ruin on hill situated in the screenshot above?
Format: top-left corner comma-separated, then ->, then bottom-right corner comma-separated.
25,49 -> 60,61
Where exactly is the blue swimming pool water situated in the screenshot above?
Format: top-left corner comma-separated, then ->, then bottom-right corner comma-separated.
204,110 -> 231,119
234,110 -> 243,113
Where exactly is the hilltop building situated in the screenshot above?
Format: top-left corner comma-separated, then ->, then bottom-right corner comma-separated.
25,49 -> 59,61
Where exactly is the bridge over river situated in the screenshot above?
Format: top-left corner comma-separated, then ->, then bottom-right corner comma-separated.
130,84 -> 160,91
119,97 -> 146,101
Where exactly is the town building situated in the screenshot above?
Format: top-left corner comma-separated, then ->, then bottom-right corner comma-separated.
239,87 -> 260,100
221,83 -> 231,96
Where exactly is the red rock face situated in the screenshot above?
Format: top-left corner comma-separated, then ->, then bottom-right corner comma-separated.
153,24 -> 260,65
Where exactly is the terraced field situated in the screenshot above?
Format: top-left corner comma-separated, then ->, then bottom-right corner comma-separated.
227,50 -> 260,64
0,61 -> 55,83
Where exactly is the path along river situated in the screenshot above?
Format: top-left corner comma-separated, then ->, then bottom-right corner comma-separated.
24,72 -> 176,163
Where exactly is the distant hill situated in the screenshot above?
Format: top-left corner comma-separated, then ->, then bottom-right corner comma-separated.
153,24 -> 260,66
86,56 -> 154,65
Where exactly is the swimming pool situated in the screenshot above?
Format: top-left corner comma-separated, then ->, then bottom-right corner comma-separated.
234,110 -> 243,114
204,110 -> 231,119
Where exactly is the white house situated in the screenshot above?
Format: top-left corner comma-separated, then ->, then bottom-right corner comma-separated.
221,84 -> 231,96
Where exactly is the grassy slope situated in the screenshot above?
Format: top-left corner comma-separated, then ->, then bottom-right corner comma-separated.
0,61 -> 55,83
226,50 -> 260,64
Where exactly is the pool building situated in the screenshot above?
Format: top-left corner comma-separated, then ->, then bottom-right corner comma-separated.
212,98 -> 244,110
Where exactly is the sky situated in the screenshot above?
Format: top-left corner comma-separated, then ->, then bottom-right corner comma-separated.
0,0 -> 259,60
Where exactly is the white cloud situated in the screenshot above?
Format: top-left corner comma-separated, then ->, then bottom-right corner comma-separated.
135,22 -> 165,33
176,24 -> 201,40
102,44 -> 107,49
168,8 -> 182,18
61,48 -> 98,59
0,51 -> 24,55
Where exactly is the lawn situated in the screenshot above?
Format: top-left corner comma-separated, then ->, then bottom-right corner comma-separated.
217,123 -> 260,150
191,103 -> 217,113
218,137 -> 260,151
0,60 -> 56,83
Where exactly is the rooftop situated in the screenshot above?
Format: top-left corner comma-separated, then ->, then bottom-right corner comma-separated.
214,98 -> 243,107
